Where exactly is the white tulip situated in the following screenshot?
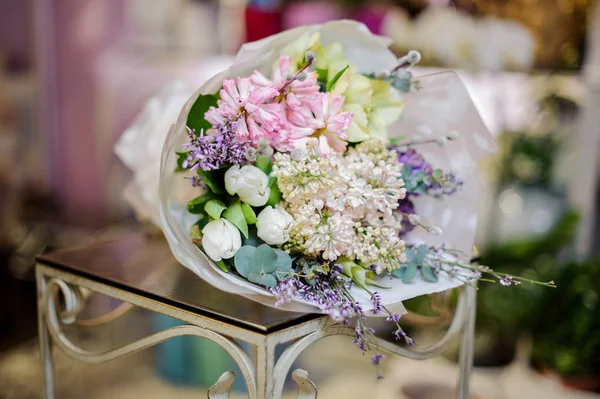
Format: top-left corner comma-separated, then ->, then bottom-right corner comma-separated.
201,219 -> 242,261
224,165 -> 270,207
256,205 -> 294,245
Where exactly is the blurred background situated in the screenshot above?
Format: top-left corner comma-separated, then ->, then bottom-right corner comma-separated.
1,0 -> 599,398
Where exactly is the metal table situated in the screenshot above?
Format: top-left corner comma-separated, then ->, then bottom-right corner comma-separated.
36,234 -> 476,399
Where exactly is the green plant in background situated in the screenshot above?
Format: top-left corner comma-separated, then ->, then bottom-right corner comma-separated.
476,210 -> 579,334
497,131 -> 560,189
530,260 -> 600,379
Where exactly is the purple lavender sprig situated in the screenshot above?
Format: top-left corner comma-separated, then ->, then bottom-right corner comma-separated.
182,117 -> 248,173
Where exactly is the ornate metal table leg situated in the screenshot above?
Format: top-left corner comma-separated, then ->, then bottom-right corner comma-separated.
292,369 -> 317,399
36,270 -> 55,399
208,371 -> 236,399
457,285 -> 477,399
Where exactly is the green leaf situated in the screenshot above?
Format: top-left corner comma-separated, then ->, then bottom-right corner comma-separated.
186,94 -> 218,135
365,278 -> 392,289
176,152 -> 189,172
197,169 -> 225,194
326,65 -> 349,92
268,175 -> 277,187
215,260 -> 229,273
255,156 -> 273,174
421,266 -> 439,282
223,201 -> 249,238
204,199 -> 227,220
190,225 -> 202,246
431,169 -> 443,180
274,249 -> 292,273
187,193 -> 217,214
194,214 -> 210,232
351,265 -> 367,288
266,183 -> 282,207
389,136 -> 406,146
316,68 -> 328,84
249,244 -> 278,274
241,203 -> 258,224
234,245 -> 256,278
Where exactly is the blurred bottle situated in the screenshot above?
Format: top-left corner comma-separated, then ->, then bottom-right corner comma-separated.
245,0 -> 282,43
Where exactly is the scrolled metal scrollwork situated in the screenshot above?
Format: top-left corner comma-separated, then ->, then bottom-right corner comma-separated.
41,278 -> 259,398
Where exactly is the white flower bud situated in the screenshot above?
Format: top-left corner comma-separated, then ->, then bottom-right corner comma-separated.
224,164 -> 270,207
376,69 -> 390,80
256,205 -> 294,245
436,136 -> 448,147
428,226 -> 443,235
284,73 -> 295,83
291,148 -> 306,161
245,147 -> 257,161
258,146 -> 274,157
447,130 -> 460,140
305,51 -> 316,63
407,214 -> 420,225
407,50 -> 421,64
297,72 -> 307,82
257,138 -> 270,149
201,219 -> 242,261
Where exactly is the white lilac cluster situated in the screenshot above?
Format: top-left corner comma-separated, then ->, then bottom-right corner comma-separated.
274,138 -> 407,273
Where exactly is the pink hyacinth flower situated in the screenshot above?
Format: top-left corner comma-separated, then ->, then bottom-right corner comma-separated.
205,77 -> 281,145
252,55 -> 320,110
288,92 -> 353,156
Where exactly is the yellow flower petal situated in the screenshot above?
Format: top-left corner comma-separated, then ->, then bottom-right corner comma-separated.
343,103 -> 370,143
370,80 -> 404,127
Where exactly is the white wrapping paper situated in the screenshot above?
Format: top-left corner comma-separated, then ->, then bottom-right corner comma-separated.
120,21 -> 497,315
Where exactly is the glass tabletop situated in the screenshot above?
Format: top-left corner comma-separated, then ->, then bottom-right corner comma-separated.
37,234 -> 321,334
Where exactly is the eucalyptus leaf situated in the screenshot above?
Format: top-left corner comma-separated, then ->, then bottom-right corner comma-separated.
233,245 -> 256,278
186,94 -> 218,135
249,244 -> 278,274
401,263 -> 417,283
421,265 -> 439,282
415,244 -> 428,265
205,199 -> 227,220
242,226 -> 265,247
274,249 -> 292,273
223,201 -> 249,238
247,272 -> 277,288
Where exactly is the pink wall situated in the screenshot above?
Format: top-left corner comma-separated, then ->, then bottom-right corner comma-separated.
37,0 -> 126,227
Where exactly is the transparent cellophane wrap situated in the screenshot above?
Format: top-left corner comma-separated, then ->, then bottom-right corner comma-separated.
157,22 -> 497,315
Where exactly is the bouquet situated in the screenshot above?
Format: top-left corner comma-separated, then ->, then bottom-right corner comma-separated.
155,21 -> 554,366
